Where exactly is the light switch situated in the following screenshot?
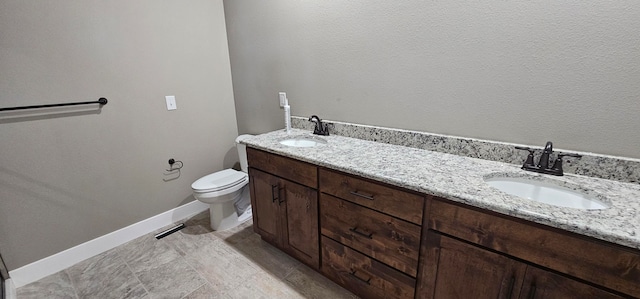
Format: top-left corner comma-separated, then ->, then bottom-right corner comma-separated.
165,95 -> 177,110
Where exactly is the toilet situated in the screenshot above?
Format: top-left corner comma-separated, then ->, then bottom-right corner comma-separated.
191,135 -> 253,231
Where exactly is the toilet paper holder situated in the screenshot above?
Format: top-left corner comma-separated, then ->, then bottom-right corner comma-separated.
166,158 -> 184,172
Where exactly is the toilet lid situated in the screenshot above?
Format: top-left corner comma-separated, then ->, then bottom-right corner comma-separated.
191,169 -> 248,192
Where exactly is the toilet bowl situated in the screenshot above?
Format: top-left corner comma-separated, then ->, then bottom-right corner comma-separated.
191,135 -> 253,231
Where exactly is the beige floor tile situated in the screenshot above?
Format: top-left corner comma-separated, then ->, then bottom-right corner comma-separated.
16,271 -> 78,299
182,283 -> 224,299
66,250 -> 147,299
284,265 -> 359,299
221,270 -> 304,299
162,225 -> 219,257
134,257 -> 206,299
225,234 -> 299,278
16,214 -> 357,299
117,234 -> 181,275
184,238 -> 260,293
211,219 -> 255,244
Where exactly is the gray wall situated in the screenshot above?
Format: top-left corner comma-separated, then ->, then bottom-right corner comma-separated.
225,1 -> 640,159
0,1 -> 238,270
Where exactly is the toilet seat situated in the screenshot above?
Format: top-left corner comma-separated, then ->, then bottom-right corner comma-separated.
191,169 -> 248,194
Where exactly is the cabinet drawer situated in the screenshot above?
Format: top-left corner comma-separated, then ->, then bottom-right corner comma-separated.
247,148 -> 317,188
319,168 -> 424,225
321,236 -> 416,299
320,194 -> 421,277
428,199 -> 640,298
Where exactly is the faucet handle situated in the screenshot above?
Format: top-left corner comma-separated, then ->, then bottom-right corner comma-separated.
515,146 -> 536,168
558,153 -> 582,159
550,153 -> 582,175
515,146 -> 533,151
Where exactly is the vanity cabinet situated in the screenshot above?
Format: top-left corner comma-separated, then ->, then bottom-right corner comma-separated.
417,199 -> 639,298
319,168 -> 425,299
246,146 -> 640,298
421,232 -> 622,298
247,148 -> 319,269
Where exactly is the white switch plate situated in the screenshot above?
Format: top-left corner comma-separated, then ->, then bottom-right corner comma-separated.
165,95 -> 177,110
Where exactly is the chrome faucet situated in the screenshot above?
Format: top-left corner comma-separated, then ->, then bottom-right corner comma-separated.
515,141 -> 581,176
308,115 -> 329,136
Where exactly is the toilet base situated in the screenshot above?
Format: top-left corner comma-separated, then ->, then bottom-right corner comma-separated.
208,202 -> 252,231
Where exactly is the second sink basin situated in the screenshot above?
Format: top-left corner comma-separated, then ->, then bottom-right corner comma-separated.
279,136 -> 327,147
484,176 -> 609,210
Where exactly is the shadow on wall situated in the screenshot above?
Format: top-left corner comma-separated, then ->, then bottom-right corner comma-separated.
0,105 -> 104,124
177,194 -> 196,208
223,144 -> 240,171
0,166 -> 106,210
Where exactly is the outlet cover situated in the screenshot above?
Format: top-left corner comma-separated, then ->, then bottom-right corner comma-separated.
165,95 -> 177,110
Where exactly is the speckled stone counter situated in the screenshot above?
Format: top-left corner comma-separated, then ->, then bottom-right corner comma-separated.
243,128 -> 640,250
292,116 -> 640,184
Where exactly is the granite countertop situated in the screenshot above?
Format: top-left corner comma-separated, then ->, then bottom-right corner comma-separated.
243,129 -> 640,250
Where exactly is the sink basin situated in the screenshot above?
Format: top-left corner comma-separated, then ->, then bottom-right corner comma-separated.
484,176 -> 609,210
279,136 -> 327,147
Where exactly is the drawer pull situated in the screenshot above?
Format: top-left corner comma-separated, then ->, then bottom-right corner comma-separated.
271,185 -> 279,203
349,227 -> 373,239
349,269 -> 372,285
350,190 -> 375,200
278,187 -> 286,205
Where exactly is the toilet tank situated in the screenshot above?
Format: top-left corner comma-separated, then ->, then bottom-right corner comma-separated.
235,134 -> 253,173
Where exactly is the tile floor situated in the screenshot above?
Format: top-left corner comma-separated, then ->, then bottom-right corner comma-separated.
16,211 -> 357,299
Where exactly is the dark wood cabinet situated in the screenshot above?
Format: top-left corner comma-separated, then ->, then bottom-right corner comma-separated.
520,265 -> 622,299
420,232 -> 625,299
246,146 -> 640,299
319,168 -> 424,225
319,168 -> 425,298
418,200 -> 634,299
247,149 -> 319,269
322,236 -> 416,299
281,178 -> 319,268
420,231 -> 624,299
419,232 -> 526,299
320,193 -> 422,277
249,168 -> 280,245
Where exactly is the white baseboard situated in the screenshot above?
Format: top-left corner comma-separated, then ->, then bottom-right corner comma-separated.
5,278 -> 16,299
8,200 -> 208,288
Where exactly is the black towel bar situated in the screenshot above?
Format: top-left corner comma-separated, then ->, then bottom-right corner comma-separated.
0,98 -> 108,112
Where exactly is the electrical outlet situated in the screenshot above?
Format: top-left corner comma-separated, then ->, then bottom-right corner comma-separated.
165,95 -> 177,110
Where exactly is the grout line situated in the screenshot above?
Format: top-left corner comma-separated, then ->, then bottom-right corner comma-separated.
179,280 -> 207,299
163,226 -> 223,298
180,282 -> 209,299
62,269 -> 81,299
117,249 -> 151,298
281,262 -> 302,280
179,243 -> 226,295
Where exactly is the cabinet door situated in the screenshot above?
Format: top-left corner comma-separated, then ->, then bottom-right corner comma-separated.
248,168 -> 281,246
417,232 -> 526,299
519,266 -> 623,299
282,179 -> 319,268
